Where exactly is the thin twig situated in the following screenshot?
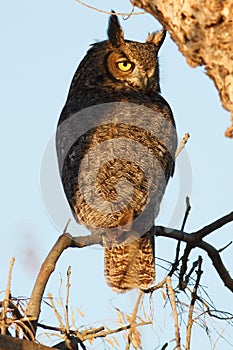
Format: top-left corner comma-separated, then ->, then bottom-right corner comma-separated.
184,259 -> 199,287
194,211 -> 233,239
38,322 -> 104,335
53,321 -> 150,349
63,219 -> 71,234
47,293 -> 65,332
82,321 -> 150,341
1,257 -> 15,335
0,301 -> 23,320
125,290 -> 144,350
181,197 -> 191,231
194,300 -> 233,320
169,197 -> 191,278
218,241 -> 232,253
179,245 -> 192,290
65,266 -> 71,335
75,0 -> 145,16
161,343 -> 168,350
143,277 -> 167,293
175,133 -> 190,158
167,276 -> 181,350
186,257 -> 203,350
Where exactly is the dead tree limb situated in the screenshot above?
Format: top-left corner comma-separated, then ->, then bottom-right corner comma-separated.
25,233 -> 102,336
22,211 -> 233,337
131,0 -> 233,137
153,212 -> 233,292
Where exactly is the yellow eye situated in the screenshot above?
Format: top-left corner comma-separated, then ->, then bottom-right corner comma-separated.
117,61 -> 132,72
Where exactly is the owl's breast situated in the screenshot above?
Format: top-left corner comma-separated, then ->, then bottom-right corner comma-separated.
57,101 -> 177,239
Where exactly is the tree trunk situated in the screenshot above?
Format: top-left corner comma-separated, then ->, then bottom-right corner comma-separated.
132,0 -> 233,137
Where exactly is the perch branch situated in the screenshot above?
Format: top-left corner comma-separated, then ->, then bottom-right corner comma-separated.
25,232 -> 102,333
23,211 -> 232,338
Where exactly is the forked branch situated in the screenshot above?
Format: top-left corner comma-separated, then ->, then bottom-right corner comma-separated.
24,211 -> 233,338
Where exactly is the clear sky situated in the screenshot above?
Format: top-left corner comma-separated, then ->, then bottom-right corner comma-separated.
1,1 -> 233,349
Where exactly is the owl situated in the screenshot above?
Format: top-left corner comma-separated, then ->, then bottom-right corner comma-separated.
56,14 -> 177,292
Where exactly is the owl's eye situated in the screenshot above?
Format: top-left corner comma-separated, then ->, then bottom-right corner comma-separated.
117,61 -> 133,72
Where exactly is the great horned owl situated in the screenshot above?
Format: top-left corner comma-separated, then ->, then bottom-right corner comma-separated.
56,14 -> 177,292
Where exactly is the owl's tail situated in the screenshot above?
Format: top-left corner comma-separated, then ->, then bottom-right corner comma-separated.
104,234 -> 155,292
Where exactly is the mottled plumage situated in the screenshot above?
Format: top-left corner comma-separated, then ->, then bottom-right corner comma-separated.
56,14 -> 177,292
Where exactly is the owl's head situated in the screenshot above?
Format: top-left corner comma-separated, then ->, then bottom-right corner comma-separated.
69,14 -> 166,99
105,13 -> 166,93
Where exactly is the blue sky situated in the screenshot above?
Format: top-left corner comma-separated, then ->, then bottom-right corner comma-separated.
1,1 -> 233,348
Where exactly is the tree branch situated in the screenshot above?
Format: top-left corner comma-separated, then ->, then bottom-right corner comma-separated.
25,232 -> 102,336
22,211 -> 233,339
153,212 -> 233,292
194,211 -> 233,239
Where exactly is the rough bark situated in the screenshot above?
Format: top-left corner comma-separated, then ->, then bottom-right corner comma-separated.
131,0 -> 233,137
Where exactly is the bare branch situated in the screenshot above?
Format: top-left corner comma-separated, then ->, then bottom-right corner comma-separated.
25,234 -> 72,333
218,241 -> 233,253
197,240 -> 233,292
194,212 -> 233,239
25,232 -> 102,333
19,210 -> 232,342
153,219 -> 233,292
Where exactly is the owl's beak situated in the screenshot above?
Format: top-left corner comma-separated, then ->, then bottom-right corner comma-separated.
142,74 -> 155,91
142,75 -> 149,90
130,74 -> 150,91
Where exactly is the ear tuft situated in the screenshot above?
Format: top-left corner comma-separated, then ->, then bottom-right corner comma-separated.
146,29 -> 166,51
107,11 -> 124,47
